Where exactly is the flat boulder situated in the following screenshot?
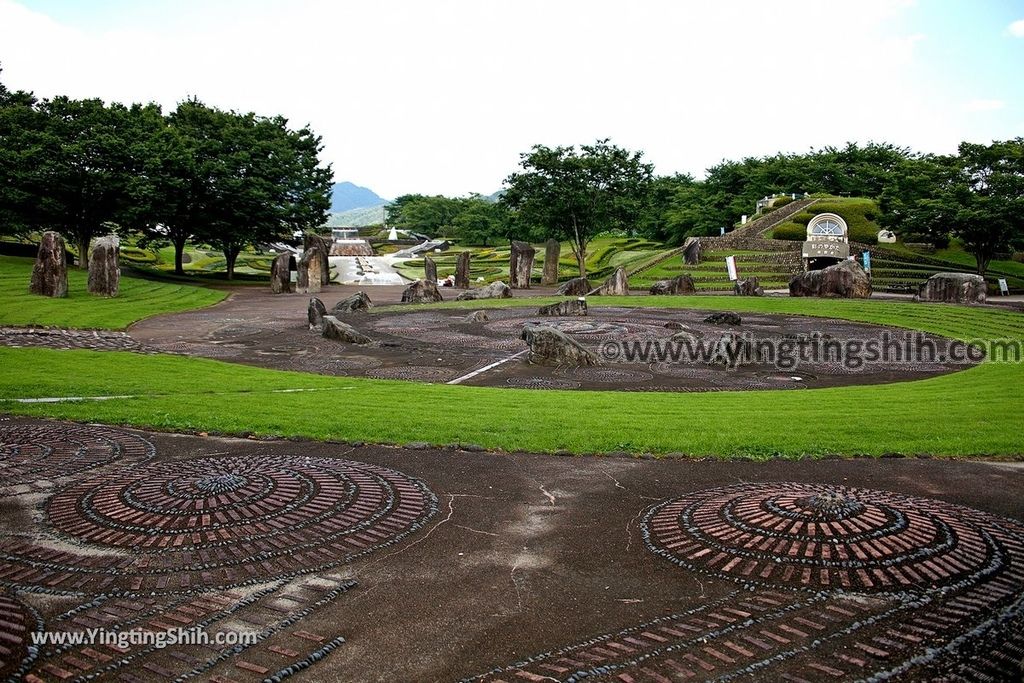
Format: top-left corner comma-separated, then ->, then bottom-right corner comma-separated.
87,235 -> 120,297
538,299 -> 587,316
28,231 -> 68,298
649,274 -> 695,295
789,260 -> 872,299
455,281 -> 512,301
733,277 -> 764,296
333,291 -> 372,313
463,310 -> 489,323
308,297 -> 327,329
916,272 -> 987,305
704,312 -> 742,326
321,316 -> 371,344
401,279 -> 444,303
520,324 -> 599,367
589,267 -> 629,296
555,277 -> 591,296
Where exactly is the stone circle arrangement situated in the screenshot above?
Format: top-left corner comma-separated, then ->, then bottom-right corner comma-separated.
468,482 -> 1024,682
0,422 -> 437,682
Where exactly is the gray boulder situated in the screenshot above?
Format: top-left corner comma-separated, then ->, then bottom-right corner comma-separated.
589,267 -> 629,296
733,277 -> 764,296
87,235 -> 120,297
538,299 -> 588,316
28,231 -> 68,298
308,297 -> 327,329
916,272 -> 987,305
270,252 -> 293,294
649,274 -> 696,295
401,279 -> 444,303
424,255 -> 438,283
520,325 -> 599,367
789,260 -> 872,299
297,245 -> 325,294
304,232 -> 331,285
704,312 -> 742,326
463,310 -> 489,323
555,277 -> 592,296
333,291 -> 372,313
321,316 -> 371,344
455,280 -> 512,301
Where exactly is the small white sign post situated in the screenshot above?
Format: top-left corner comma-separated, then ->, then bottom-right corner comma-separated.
725,255 -> 738,281
998,278 -> 1009,296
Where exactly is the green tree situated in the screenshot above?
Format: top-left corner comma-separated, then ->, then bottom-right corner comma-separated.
0,72 -> 45,239
502,139 -> 654,277
451,195 -> 508,246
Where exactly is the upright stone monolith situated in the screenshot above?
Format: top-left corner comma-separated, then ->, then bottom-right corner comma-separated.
542,239 -> 560,286
297,245 -> 324,294
509,241 -> 535,289
270,252 -> 292,294
455,251 -> 471,289
424,255 -> 438,283
589,267 -> 629,296
304,232 -> 331,286
87,235 -> 120,297
28,231 -> 68,298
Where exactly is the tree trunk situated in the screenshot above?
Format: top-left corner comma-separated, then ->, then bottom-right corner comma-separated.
225,248 -> 239,281
174,236 -> 187,276
576,249 -> 587,278
77,234 -> 90,270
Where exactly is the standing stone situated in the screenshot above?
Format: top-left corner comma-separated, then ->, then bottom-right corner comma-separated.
789,260 -> 872,299
424,255 -> 438,283
87,235 -> 120,297
542,239 -> 560,286
401,279 -> 444,303
509,241 -> 535,289
28,231 -> 68,298
304,232 -> 331,286
455,251 -> 471,289
270,252 -> 292,294
589,267 -> 629,296
733,277 -> 764,296
308,297 -> 327,329
916,272 -> 987,305
297,245 -> 324,294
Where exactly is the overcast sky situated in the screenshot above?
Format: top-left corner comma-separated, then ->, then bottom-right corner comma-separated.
1,0 -> 1022,199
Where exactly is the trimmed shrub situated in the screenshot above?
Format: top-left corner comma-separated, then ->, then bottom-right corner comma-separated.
771,222 -> 806,241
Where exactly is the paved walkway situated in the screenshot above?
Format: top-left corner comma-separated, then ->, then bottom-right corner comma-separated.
0,417 -> 1021,682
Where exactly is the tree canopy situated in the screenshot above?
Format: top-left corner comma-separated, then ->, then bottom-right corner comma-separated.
502,139 -> 653,276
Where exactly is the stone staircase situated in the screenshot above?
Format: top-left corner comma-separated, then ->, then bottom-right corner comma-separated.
722,197 -> 818,242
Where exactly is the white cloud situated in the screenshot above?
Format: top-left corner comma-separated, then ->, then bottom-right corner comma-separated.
0,0 -> 989,197
963,99 -> 1006,112
1008,19 -> 1024,37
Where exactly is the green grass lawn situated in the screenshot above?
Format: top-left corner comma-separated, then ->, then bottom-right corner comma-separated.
1,296 -> 1022,458
0,256 -> 226,329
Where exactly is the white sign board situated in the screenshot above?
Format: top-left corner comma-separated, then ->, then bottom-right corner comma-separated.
998,278 -> 1009,295
725,255 -> 738,281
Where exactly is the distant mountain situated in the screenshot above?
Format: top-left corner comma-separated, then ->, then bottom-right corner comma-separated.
485,190 -> 504,202
329,182 -> 388,213
326,205 -> 388,227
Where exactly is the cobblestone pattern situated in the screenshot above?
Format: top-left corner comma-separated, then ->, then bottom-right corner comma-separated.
0,328 -> 147,353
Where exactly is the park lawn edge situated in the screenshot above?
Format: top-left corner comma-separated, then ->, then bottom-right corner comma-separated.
1,295 -> 1022,458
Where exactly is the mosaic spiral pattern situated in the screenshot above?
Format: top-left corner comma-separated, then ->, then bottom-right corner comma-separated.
0,455 -> 435,594
555,367 -> 655,383
644,483 -> 1024,592
0,593 -> 37,680
366,366 -> 459,382
505,377 -> 582,390
0,424 -> 154,491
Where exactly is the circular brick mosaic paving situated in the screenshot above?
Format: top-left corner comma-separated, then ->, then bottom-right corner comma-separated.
0,424 -> 154,492
0,593 -> 37,680
0,454 -> 436,594
643,482 -> 1024,592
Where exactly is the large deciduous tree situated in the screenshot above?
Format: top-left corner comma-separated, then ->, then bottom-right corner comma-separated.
502,139 -> 653,277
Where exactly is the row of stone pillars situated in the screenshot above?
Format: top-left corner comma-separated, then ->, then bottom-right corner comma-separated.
270,233 -> 331,294
28,231 -> 120,298
509,239 -> 561,289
